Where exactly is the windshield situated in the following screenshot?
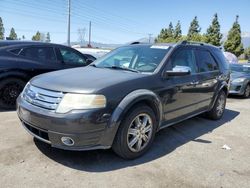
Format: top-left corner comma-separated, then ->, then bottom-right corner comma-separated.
230,64 -> 250,74
93,45 -> 170,73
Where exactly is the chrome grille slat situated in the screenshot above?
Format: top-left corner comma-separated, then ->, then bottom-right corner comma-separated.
23,84 -> 64,111
29,85 -> 64,98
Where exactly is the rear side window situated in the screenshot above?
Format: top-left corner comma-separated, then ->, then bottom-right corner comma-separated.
9,48 -> 22,55
20,47 -> 56,61
213,50 -> 229,70
196,50 -> 218,72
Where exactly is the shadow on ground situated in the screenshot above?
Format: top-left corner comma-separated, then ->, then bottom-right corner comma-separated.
35,108 -> 239,172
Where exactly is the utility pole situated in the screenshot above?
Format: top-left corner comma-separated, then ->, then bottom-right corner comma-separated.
88,21 -> 92,47
67,0 -> 71,46
148,33 -> 153,43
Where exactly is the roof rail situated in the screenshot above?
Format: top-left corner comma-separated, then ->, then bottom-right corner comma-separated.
180,40 -> 205,46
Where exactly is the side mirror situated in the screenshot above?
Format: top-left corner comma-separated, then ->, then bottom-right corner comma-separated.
164,66 -> 191,77
86,59 -> 94,65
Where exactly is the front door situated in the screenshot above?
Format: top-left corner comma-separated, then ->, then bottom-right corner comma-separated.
160,47 -> 200,124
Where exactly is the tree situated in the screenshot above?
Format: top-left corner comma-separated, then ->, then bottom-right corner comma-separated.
32,31 -> 41,41
187,16 -> 202,41
156,22 -> 175,43
165,22 -> 174,39
22,35 -> 25,40
224,15 -> 244,57
173,21 -> 182,41
9,28 -> 17,40
204,13 -> 223,46
0,17 -> 4,40
45,32 -> 51,43
244,47 -> 250,59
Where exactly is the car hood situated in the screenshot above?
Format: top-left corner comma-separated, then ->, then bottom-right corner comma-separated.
31,66 -> 147,93
231,72 -> 250,80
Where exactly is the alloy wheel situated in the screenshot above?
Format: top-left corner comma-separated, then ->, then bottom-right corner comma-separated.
127,113 -> 153,153
216,94 -> 226,117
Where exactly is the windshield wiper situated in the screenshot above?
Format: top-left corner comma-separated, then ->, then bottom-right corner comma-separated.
105,66 -> 140,73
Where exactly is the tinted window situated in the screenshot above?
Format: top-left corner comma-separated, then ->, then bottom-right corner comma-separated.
230,64 -> 250,73
214,49 -> 229,70
59,48 -> 86,65
196,50 -> 218,72
170,49 -> 197,73
9,48 -> 22,55
20,47 -> 56,61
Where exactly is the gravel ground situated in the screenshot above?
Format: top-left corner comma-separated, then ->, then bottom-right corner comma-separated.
0,97 -> 250,188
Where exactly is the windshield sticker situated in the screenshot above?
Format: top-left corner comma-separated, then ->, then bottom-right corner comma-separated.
150,45 -> 169,49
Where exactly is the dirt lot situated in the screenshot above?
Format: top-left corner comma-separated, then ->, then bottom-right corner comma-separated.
0,97 -> 250,188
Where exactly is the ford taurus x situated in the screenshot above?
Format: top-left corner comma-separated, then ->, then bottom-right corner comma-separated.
17,41 -> 230,159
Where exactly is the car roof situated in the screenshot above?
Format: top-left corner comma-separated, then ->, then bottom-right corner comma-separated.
0,40 -> 68,48
127,41 -> 219,51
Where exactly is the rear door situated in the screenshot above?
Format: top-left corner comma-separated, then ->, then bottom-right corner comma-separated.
19,46 -> 60,76
194,49 -> 220,110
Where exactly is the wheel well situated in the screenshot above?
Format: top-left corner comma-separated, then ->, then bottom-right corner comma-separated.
0,75 -> 28,84
124,99 -> 160,127
221,85 -> 228,96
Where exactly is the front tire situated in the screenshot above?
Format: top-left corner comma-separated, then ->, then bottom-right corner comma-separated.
243,84 -> 250,98
112,105 -> 157,159
0,78 -> 26,110
205,91 -> 226,120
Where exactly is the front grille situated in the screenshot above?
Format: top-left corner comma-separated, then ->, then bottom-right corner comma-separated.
22,84 -> 64,111
23,122 -> 50,142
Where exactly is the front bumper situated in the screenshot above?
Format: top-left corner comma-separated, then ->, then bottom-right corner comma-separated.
17,96 -> 116,151
229,83 -> 245,95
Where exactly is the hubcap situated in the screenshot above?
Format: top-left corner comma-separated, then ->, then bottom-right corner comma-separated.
216,94 -> 225,116
127,113 -> 153,153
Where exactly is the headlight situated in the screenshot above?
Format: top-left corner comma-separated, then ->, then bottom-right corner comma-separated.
232,78 -> 245,83
56,94 -> 106,113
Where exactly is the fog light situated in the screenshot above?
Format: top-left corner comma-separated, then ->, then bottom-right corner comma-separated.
61,137 -> 74,146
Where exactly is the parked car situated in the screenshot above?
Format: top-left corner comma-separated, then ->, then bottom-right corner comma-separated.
17,41 -> 230,159
0,41 -> 96,109
229,63 -> 250,98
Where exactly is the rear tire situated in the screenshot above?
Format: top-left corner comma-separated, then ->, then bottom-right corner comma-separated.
0,78 -> 26,110
243,84 -> 250,98
205,91 -> 226,120
112,105 -> 157,159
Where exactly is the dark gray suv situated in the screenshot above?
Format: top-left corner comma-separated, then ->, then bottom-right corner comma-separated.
17,41 -> 230,159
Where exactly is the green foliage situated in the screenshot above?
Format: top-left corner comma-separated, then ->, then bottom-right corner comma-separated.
45,32 -> 51,43
156,21 -> 183,43
187,16 -> 201,41
22,35 -> 25,40
9,28 -> 17,40
244,47 -> 250,59
204,13 -> 223,46
173,21 -> 182,41
0,17 -> 4,40
32,31 -> 41,41
224,15 -> 244,57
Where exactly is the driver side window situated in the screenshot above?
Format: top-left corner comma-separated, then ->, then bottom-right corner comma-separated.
59,48 -> 86,65
170,49 -> 197,74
